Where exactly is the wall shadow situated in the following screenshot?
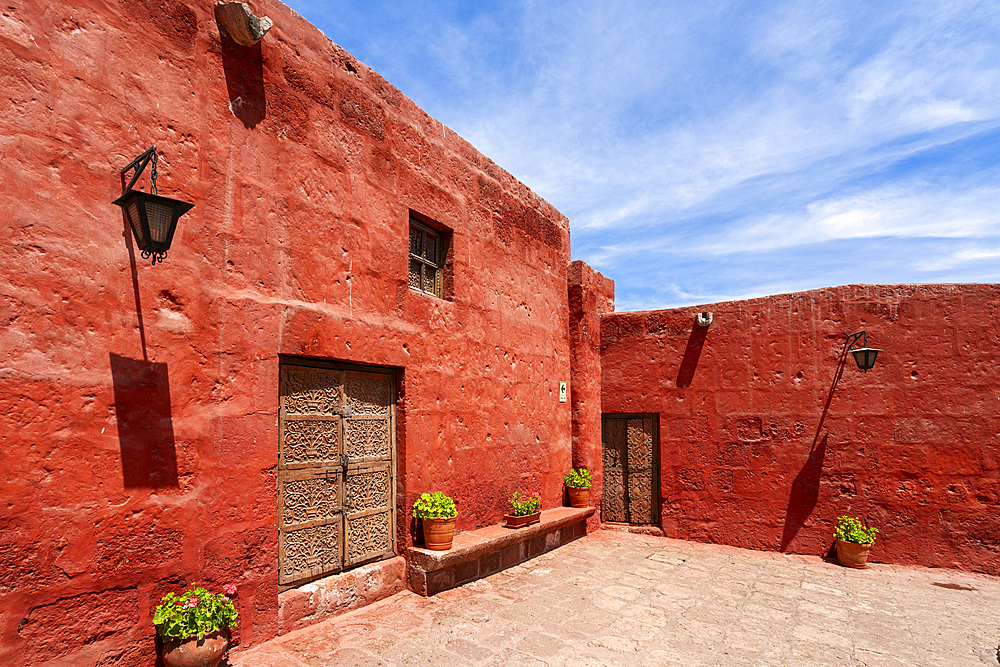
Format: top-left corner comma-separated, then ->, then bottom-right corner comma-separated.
218,24 -> 266,129
110,353 -> 179,488
676,324 -> 709,388
780,339 -> 852,551
780,434 -> 828,551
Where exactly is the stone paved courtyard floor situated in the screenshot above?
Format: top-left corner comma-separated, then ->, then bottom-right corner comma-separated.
230,530 -> 1000,666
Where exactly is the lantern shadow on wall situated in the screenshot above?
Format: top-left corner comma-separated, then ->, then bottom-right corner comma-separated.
110,353 -> 179,489
780,329 -> 882,551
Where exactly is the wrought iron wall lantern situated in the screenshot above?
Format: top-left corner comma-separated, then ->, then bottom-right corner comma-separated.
847,330 -> 881,373
111,146 -> 193,265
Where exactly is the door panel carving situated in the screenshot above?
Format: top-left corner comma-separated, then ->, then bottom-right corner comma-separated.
628,471 -> 653,524
279,523 -> 342,583
345,371 -> 391,415
279,473 -> 342,526
281,419 -> 342,468
345,467 -> 391,513
602,417 -> 628,523
346,510 -> 392,566
345,417 -> 391,460
279,362 -> 396,586
282,366 -> 346,416
602,414 -> 657,526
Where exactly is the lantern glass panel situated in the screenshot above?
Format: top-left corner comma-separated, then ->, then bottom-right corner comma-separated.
126,199 -> 148,247
145,200 -> 175,244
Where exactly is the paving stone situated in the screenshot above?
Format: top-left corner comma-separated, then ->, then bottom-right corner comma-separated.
674,617 -> 728,642
607,617 -> 662,642
230,531 -> 1000,667
641,648 -> 708,666
443,636 -> 494,662
790,623 -> 853,649
322,648 -> 388,666
617,604 -> 669,625
853,630 -> 924,661
683,603 -> 738,625
602,584 -> 642,601
786,641 -> 855,667
747,590 -> 798,610
722,628 -> 787,658
853,649 -> 925,666
737,602 -> 792,623
514,631 -> 567,657
590,633 -> 640,653
794,610 -> 853,636
483,649 -> 548,666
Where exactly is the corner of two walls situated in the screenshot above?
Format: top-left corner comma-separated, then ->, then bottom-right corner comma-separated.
568,260 -> 615,532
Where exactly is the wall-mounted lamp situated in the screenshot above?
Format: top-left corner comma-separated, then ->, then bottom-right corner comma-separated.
695,311 -> 713,327
111,146 -> 193,265
847,330 -> 881,373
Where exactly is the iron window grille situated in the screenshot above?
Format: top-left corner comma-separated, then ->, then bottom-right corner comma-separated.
408,219 -> 446,298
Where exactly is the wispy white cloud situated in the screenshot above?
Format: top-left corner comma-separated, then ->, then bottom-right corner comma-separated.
700,183 -> 1000,255
287,0 -> 1000,309
914,244 -> 1000,272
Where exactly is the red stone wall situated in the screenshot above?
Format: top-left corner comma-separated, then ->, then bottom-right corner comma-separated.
0,1 -> 572,664
568,260 -> 614,528
600,284 -> 1000,576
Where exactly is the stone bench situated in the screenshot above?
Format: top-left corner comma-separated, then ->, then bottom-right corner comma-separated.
407,506 -> 596,595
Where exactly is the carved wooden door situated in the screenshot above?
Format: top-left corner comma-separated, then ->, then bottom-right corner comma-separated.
601,414 -> 657,525
278,361 -> 395,586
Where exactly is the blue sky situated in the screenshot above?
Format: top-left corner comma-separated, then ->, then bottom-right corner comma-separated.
284,0 -> 1000,310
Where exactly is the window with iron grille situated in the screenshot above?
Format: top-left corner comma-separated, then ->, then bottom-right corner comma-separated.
408,218 -> 448,298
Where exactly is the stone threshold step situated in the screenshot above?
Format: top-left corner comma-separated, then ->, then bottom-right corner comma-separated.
407,506 -> 595,596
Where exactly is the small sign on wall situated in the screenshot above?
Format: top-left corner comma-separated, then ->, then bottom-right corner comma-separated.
559,381 -> 567,403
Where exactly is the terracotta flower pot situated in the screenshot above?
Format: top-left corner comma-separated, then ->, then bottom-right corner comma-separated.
836,539 -> 872,569
566,485 -> 591,508
162,630 -> 228,667
422,516 -> 457,550
503,511 -> 541,528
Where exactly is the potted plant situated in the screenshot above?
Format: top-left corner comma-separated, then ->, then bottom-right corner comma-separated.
413,491 -> 457,550
153,584 -> 238,667
834,514 -> 879,568
564,467 -> 592,508
504,491 -> 542,528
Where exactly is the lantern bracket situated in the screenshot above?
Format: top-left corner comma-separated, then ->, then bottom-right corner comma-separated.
121,145 -> 158,195
846,330 -> 868,350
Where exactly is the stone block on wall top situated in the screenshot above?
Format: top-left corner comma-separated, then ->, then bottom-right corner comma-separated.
215,2 -> 273,47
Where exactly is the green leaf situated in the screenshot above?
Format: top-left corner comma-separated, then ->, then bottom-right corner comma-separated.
153,585 -> 240,640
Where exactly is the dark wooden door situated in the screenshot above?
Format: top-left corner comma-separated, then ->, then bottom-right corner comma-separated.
601,414 -> 657,525
278,361 -> 396,586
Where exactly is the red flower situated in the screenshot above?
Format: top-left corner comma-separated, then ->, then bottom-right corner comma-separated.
223,584 -> 237,595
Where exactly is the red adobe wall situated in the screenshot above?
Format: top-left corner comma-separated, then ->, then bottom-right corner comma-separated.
601,284 -> 1000,576
0,1 -> 573,664
568,260 -> 615,529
